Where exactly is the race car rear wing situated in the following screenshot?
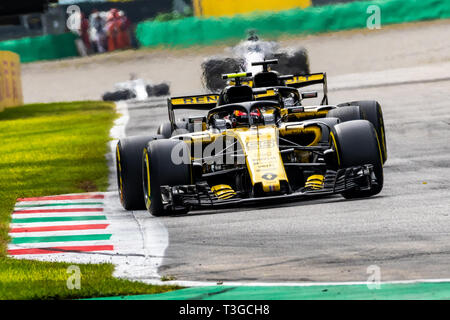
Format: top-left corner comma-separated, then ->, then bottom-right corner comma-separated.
167,94 -> 219,131
280,72 -> 329,105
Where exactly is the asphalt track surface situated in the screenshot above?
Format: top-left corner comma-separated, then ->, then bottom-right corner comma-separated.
123,71 -> 450,283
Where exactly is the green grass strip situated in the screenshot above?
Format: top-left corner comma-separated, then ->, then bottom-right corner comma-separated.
15,202 -> 104,208
12,216 -> 107,224
12,234 -> 112,244
0,258 -> 182,300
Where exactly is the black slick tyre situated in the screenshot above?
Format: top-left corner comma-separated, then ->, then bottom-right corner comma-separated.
328,101 -> 387,163
116,135 -> 159,210
157,122 -> 173,138
102,89 -> 135,101
142,139 -> 191,216
331,120 -> 384,199
270,49 -> 310,75
201,58 -> 243,92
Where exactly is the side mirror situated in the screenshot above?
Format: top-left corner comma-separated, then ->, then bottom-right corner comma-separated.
286,106 -> 305,114
263,113 -> 276,125
212,119 -> 228,130
301,91 -> 318,99
188,116 -> 206,132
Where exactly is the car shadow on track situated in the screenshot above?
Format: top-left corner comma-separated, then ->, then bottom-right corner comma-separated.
167,194 -> 388,218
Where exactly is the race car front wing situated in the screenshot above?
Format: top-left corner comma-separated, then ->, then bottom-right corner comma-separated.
160,165 -> 377,211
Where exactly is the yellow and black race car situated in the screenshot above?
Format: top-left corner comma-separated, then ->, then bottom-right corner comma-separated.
116,62 -> 386,216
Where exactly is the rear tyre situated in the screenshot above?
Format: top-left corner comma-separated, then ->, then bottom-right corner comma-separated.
146,83 -> 170,97
331,120 -> 384,199
157,122 -> 173,138
142,139 -> 191,216
157,121 -> 190,138
327,105 -> 361,123
328,101 -> 387,163
116,135 -> 159,210
270,48 -> 310,75
201,57 -> 243,92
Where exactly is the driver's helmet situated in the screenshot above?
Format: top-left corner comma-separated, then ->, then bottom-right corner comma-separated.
247,30 -> 259,41
231,110 -> 249,128
249,108 -> 263,124
230,108 -> 263,127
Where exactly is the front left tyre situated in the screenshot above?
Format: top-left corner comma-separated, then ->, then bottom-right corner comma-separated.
142,139 -> 192,216
116,135 -> 159,210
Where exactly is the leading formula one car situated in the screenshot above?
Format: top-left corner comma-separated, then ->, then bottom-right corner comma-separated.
116,63 -> 386,216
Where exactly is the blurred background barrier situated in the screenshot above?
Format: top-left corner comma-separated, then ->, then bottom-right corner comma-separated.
192,0 -> 311,17
0,32 -> 78,63
0,1 -> 191,62
0,51 -> 23,110
137,0 -> 450,47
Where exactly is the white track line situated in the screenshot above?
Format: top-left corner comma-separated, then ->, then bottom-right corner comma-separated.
9,230 -> 112,238
14,204 -> 104,209
140,278 -> 450,288
10,220 -> 109,228
8,240 -> 113,250
11,213 -> 106,220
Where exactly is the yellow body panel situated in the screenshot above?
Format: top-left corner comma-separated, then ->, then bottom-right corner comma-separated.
279,123 -> 322,146
226,126 -> 288,192
144,148 -> 151,208
171,95 -> 218,105
175,122 -> 322,193
211,184 -> 237,199
254,89 -> 277,99
285,73 -> 324,86
305,174 -> 324,190
116,145 -> 124,203
228,80 -> 253,87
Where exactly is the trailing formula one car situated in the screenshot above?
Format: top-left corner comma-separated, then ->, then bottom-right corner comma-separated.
202,30 -> 310,92
102,76 -> 170,102
116,62 -> 387,216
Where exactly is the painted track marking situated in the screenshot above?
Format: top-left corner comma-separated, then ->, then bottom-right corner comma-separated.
8,245 -> 114,256
8,193 -> 114,257
10,224 -> 109,233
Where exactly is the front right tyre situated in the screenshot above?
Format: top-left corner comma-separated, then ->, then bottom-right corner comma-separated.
327,100 -> 387,163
